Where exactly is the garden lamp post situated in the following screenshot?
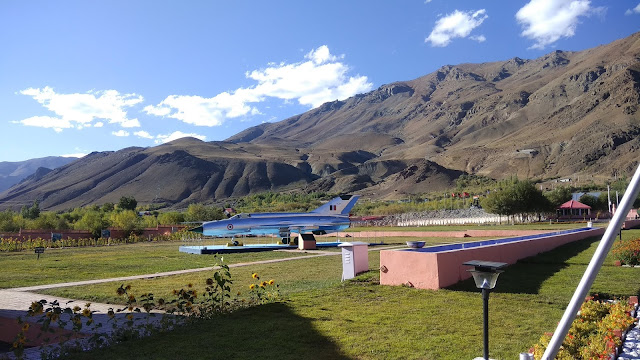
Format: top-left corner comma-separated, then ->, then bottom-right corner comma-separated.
463,260 -> 508,360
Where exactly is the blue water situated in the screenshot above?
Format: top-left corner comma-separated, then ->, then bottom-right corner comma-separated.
406,227 -> 592,253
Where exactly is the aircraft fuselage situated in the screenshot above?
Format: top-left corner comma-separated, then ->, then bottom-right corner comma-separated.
196,213 -> 350,237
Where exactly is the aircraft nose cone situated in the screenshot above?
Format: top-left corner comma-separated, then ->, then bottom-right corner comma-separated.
190,226 -> 203,234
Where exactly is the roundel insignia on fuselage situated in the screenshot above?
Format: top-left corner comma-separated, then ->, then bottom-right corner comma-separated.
227,224 -> 234,230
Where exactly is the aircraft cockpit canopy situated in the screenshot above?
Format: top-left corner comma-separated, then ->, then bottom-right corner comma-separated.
231,213 -> 250,219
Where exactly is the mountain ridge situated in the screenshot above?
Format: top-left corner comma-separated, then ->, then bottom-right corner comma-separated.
2,32 -> 640,210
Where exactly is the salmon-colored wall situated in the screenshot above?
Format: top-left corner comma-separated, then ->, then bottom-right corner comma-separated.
334,229 -> 557,239
623,219 -> 640,229
380,228 -> 606,290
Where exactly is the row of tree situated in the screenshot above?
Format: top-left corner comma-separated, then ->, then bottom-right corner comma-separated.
481,178 -> 640,220
0,197 -> 225,236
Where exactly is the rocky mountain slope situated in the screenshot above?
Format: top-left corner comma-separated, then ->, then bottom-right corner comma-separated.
0,157 -> 77,194
230,32 -> 640,181
1,32 -> 639,210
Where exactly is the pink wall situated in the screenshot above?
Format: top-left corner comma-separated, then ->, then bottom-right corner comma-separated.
380,228 -> 606,290
623,219 -> 640,229
333,229 -> 557,239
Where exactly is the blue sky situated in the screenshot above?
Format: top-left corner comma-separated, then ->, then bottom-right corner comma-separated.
1,0 -> 639,162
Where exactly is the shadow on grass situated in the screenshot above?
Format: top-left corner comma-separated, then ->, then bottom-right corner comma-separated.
447,236 -> 602,295
65,302 -> 353,360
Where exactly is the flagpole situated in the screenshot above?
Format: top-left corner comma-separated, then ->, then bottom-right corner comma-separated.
541,164 -> 640,360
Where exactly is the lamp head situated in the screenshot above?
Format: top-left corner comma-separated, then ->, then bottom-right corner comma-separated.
463,260 -> 508,290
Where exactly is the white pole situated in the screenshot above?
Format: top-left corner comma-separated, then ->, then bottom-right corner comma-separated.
542,164 -> 640,360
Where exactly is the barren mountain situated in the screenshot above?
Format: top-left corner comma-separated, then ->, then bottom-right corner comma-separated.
230,32 -> 640,181
0,157 -> 77,193
1,32 -> 639,210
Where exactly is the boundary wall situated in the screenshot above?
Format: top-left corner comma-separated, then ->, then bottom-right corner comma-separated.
333,230 -> 557,239
0,225 -> 186,241
380,227 -> 606,290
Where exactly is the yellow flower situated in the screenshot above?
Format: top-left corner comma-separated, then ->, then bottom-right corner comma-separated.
252,273 -> 259,279
21,323 -> 30,332
73,306 -> 81,313
128,295 -> 136,302
237,291 -> 241,296
206,278 -> 214,286
260,281 -> 267,288
29,302 -> 43,314
126,314 -> 133,321
249,284 -> 256,290
172,289 -> 178,295
82,308 -> 91,317
116,287 -> 125,296
107,310 -> 115,319
268,279 -> 275,285
125,284 -> 132,291
128,306 -> 134,311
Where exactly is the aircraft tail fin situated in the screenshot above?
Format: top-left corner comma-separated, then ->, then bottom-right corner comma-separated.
310,195 -> 360,215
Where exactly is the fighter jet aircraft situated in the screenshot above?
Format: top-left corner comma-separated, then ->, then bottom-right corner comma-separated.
190,195 -> 360,238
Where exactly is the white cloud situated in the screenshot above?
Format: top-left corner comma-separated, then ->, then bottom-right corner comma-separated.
154,131 -> 206,144
516,0 -> 602,49
425,9 -> 488,47
18,87 -> 143,131
112,130 -> 130,137
134,130 -> 154,139
424,0 -> 432,3
94,122 -> 104,128
61,153 -> 86,158
470,35 -> 487,43
12,115 -> 73,133
144,45 -> 373,127
626,3 -> 640,15
120,118 -> 141,128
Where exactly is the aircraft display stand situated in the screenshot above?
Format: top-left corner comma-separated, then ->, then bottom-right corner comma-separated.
298,233 -> 317,250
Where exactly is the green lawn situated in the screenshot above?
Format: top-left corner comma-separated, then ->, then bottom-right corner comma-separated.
0,241 -> 310,288
33,230 -> 640,359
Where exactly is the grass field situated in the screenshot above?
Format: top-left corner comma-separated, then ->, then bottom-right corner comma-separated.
5,226 -> 638,359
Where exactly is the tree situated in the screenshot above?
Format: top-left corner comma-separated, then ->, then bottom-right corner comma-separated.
21,200 -> 40,220
30,212 -> 69,230
545,186 -> 573,208
158,212 -> 185,225
481,179 -> 549,222
102,202 -> 115,212
110,210 -> 141,237
118,196 -> 137,211
75,210 -> 109,238
579,194 -> 598,209
0,210 -> 21,232
184,204 -> 224,222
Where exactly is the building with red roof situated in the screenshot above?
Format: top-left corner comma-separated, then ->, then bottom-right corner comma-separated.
557,200 -> 591,218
